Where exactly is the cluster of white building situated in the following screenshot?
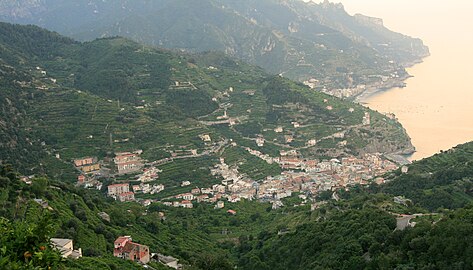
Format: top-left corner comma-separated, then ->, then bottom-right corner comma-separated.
136,167 -> 161,183
132,183 -> 165,195
114,151 -> 144,175
103,148 -> 399,211
108,183 -> 135,202
173,151 -> 399,209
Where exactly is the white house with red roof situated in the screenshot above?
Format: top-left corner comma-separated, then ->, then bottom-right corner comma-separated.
114,236 -> 150,264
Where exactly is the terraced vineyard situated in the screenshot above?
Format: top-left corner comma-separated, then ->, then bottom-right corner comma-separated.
221,146 -> 282,181
0,22 -> 413,186
375,142 -> 473,211
156,156 -> 220,187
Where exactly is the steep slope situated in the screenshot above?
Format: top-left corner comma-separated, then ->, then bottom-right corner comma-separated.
0,164 -> 234,269
375,141 -> 473,211
0,22 -> 413,186
2,140 -> 473,269
1,14 -> 471,270
0,23 -> 77,175
236,201 -> 473,270
289,0 -> 430,65
233,142 -> 473,270
0,0 -> 428,93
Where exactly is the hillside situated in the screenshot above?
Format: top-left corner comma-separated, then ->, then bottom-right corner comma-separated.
1,141 -> 473,269
374,141 -> 473,211
235,141 -> 473,269
0,23 -> 469,266
0,22 -> 413,192
0,0 -> 429,95
1,7 -> 472,270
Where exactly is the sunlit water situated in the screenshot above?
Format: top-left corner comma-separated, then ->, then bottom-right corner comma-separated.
334,0 -> 473,160
360,43 -> 473,160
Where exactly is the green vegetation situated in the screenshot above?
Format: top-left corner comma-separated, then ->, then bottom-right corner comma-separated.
0,215 -> 65,269
72,38 -> 171,103
0,22 -> 412,184
236,199 -> 473,270
149,156 -> 220,199
374,142 -> 473,211
2,20 -> 472,270
1,142 -> 473,269
0,0 -> 428,89
221,146 -> 281,180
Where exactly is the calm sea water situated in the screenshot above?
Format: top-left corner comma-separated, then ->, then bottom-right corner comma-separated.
337,1 -> 473,160
361,43 -> 473,160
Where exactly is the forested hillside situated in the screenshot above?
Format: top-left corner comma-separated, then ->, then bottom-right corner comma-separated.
0,0 -> 429,91
0,20 -> 470,270
2,140 -> 473,269
375,142 -> 473,211
234,142 -> 473,269
0,22 -> 412,185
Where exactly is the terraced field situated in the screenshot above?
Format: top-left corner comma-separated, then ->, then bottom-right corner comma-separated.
157,156 -> 219,186
0,23 -> 414,184
222,146 -> 281,181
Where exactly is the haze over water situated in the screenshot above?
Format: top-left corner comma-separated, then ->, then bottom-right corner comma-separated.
326,0 -> 473,160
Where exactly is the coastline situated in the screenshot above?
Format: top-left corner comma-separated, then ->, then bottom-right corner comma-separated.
354,73 -> 411,103
355,55 -> 431,161
354,55 -> 430,104
355,56 -> 430,161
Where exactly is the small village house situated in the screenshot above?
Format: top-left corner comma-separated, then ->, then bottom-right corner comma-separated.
114,236 -> 150,264
108,183 -> 130,196
73,157 -> 95,167
114,152 -> 144,175
118,192 -> 135,202
51,238 -> 82,259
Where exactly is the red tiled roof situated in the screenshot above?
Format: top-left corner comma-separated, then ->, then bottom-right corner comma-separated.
114,236 -> 130,245
122,242 -> 136,253
108,183 -> 129,188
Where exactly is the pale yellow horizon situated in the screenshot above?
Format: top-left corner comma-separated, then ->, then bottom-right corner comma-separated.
308,0 -> 473,48
315,0 -> 473,159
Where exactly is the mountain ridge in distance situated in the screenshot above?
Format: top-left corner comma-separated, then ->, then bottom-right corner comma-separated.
0,7 -> 472,270
0,0 -> 429,95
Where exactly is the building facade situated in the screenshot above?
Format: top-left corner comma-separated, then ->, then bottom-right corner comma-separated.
114,236 -> 150,264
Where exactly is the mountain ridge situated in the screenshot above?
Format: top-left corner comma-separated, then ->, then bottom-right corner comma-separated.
0,0 -> 429,95
0,22 -> 413,185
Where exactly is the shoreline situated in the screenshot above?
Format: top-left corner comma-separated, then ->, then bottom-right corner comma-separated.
355,55 -> 430,161
354,55 -> 430,104
354,74 -> 411,104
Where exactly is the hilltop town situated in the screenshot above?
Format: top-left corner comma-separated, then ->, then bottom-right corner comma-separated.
66,79 -> 409,211
73,141 -> 402,210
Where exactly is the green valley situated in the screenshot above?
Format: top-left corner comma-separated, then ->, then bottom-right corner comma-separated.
1,141 -> 473,269
0,22 -> 412,184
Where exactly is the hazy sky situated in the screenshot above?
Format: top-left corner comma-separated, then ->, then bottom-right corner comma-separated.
310,0 -> 473,47
321,0 -> 473,159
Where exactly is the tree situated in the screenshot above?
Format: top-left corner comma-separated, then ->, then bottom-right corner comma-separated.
0,215 -> 64,269
31,177 -> 49,197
